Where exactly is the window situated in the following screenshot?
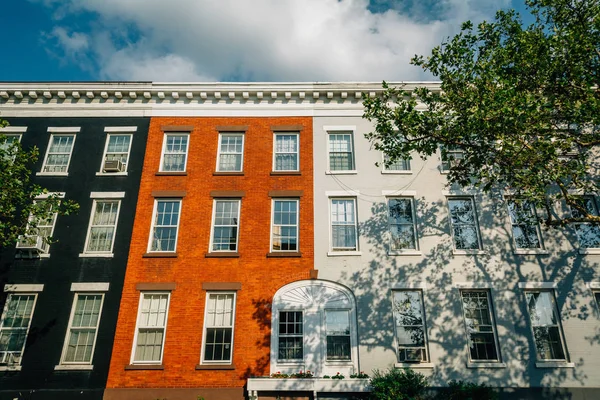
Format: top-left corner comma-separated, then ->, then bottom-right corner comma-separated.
17,202 -> 58,254
217,133 -> 244,172
524,291 -> 567,361
160,134 -> 189,172
60,294 -> 104,364
41,134 -> 76,173
0,134 -> 21,160
325,310 -> 351,360
388,198 -> 418,251
460,290 -> 501,362
101,134 -> 132,172
594,292 -> 600,316
330,199 -> 358,251
570,196 -> 600,248
272,200 -> 298,251
508,200 -> 543,250
278,311 -> 303,360
149,200 -> 181,252
274,133 -> 299,171
383,153 -> 410,172
392,291 -> 428,362
83,200 -> 121,254
448,197 -> 482,250
202,293 -> 236,363
328,133 -> 355,171
440,145 -> 464,172
210,199 -> 240,252
0,294 -> 37,366
132,292 -> 170,363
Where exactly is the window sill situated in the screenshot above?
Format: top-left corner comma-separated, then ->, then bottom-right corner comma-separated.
195,364 -> 235,370
381,170 -> 412,175
54,364 -> 94,371
142,252 -> 178,258
15,253 -> 50,259
79,253 -> 114,258
467,362 -> 506,369
535,361 -> 575,368
205,252 -> 240,258
327,251 -> 362,257
213,171 -> 244,176
36,172 -> 69,176
125,364 -> 164,370
453,250 -> 486,255
271,171 -> 301,176
326,170 -> 357,175
155,171 -> 187,176
324,360 -> 353,365
388,250 -> 422,256
579,248 -> 600,255
96,171 -> 128,176
395,363 -> 434,369
0,365 -> 21,371
514,249 -> 550,255
266,252 -> 302,258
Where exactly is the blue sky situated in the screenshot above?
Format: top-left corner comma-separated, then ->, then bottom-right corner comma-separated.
3,0 -> 532,82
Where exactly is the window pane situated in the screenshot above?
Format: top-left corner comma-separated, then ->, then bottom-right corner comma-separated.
44,135 -> 75,173
393,291 -> 428,362
272,200 -> 299,251
508,200 -> 542,249
86,201 -> 119,253
525,292 -> 566,361
460,291 -> 499,361
278,311 -> 303,360
384,154 -> 410,171
0,294 -> 36,366
448,198 -> 481,250
218,134 -> 243,171
331,199 -> 357,250
212,200 -> 240,251
326,311 -> 351,360
274,134 -> 299,171
162,135 -> 188,172
151,201 -> 180,252
203,294 -> 235,362
328,133 -> 354,171
388,198 -> 417,250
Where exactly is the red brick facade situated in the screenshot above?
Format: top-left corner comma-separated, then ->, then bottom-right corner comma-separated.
105,117 -> 314,400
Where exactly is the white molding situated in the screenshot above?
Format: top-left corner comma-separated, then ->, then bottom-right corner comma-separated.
388,250 -> 422,256
0,126 -> 27,133
47,127 -> 81,133
54,364 -> 94,371
325,170 -> 357,175
4,284 -> 44,292
70,282 -> 109,292
467,362 -> 507,368
454,282 -> 495,289
36,172 -> 69,177
96,172 -> 128,176
442,189 -> 479,196
0,366 -> 22,371
327,251 -> 362,257
382,190 -> 417,197
391,282 -> 427,290
579,248 -> 600,255
325,190 -> 360,197
535,361 -> 575,368
79,253 -> 114,258
514,249 -> 550,255
518,282 -> 558,289
381,170 -> 412,175
104,126 -> 138,132
453,250 -> 486,255
394,362 -> 434,369
90,191 -> 125,199
586,282 -> 600,289
35,192 -> 66,199
322,125 -> 356,131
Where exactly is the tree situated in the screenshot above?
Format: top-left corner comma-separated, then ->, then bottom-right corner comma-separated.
363,0 -> 600,226
0,121 -> 78,250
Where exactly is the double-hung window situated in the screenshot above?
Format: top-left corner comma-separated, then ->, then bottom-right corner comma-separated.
132,292 -> 170,364
101,133 -> 132,173
392,290 -> 429,362
330,198 -> 358,252
41,134 -> 76,174
328,132 -> 355,171
148,199 -> 181,252
594,291 -> 600,316
160,134 -> 189,172
325,310 -> 351,360
210,200 -> 241,252
570,196 -> 600,249
383,153 -> 411,172
524,291 -> 568,361
60,293 -> 104,365
447,197 -> 482,250
202,293 -> 236,363
0,293 -> 37,367
278,311 -> 303,361
274,133 -> 299,171
388,198 -> 418,251
508,200 -> 543,250
271,200 -> 298,251
440,145 -> 464,172
17,200 -> 59,254
83,200 -> 121,254
459,290 -> 501,362
217,133 -> 244,172
0,134 -> 22,161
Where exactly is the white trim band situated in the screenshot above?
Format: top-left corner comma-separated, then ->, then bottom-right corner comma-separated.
4,284 -> 44,292
0,126 -> 27,133
90,192 -> 125,199
326,190 -> 360,197
104,126 -> 138,132
391,282 -> 427,290
518,282 -> 558,289
454,282 -> 495,289
70,282 -> 110,292
323,125 -> 356,131
382,190 -> 417,197
47,127 -> 81,133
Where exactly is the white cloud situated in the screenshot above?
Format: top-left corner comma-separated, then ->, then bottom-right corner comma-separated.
40,0 -> 511,81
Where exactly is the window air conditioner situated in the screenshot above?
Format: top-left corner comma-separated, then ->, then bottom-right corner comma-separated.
16,235 -> 44,252
103,159 -> 124,172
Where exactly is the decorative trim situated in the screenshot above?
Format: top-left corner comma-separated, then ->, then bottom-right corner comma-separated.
142,252 -> 178,258
453,250 -> 486,256
0,126 -> 27,133
104,126 -> 138,132
0,366 -> 22,371
135,283 -> 176,291
325,170 -> 357,175
125,364 -> 164,370
202,282 -> 242,291
514,249 -> 550,255
454,282 -> 495,289
70,282 -> 109,292
391,282 -> 427,290
195,364 -> 235,370
151,190 -> 186,198
4,284 -> 44,292
271,125 -> 303,132
266,252 -> 302,258
268,190 -> 303,198
47,127 -> 81,133
161,125 -> 194,132
518,282 -> 558,289
90,191 -> 125,199
216,125 -> 248,132
205,252 -> 240,258
210,191 -> 245,198
155,172 -> 187,176
382,190 -> 417,197
54,364 -> 94,371
326,190 -> 360,197
96,172 -> 128,177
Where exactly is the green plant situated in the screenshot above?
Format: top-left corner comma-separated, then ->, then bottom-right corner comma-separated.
290,370 -> 314,378
369,368 -> 429,400
323,375 -> 331,379
332,372 -> 345,380
270,371 -> 290,378
350,371 -> 369,379
436,380 -> 498,400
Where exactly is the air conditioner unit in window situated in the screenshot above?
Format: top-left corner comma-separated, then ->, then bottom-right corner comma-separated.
103,159 -> 124,172
400,347 -> 424,362
15,235 -> 44,252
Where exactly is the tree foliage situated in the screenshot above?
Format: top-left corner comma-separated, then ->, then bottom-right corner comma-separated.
0,122 -> 79,249
363,0 -> 600,225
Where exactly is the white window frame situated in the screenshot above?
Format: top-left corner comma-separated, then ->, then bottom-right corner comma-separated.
447,196 -> 483,252
0,292 -> 38,369
391,289 -> 430,364
273,133 -> 299,172
326,131 -> 356,173
271,199 -> 299,252
459,289 -> 502,363
209,199 -> 241,252
440,145 -> 465,173
507,199 -> 545,253
329,198 -> 359,253
159,132 -> 190,172
147,199 -> 182,253
130,291 -> 171,365
39,133 -> 77,175
277,310 -> 304,362
382,153 -> 411,174
58,292 -> 105,367
98,132 -> 134,175
17,197 -> 61,256
570,196 -> 600,251
216,133 -> 245,172
325,309 -> 352,361
387,197 -> 419,253
81,199 -> 122,257
201,292 -> 237,364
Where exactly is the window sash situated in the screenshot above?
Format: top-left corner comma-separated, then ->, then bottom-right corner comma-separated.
508,200 -> 543,249
525,291 -> 567,361
448,198 -> 481,250
440,145 -> 465,172
274,134 -> 299,171
571,196 -> 600,248
103,134 -> 132,168
149,200 -> 181,252
278,311 -> 303,360
61,294 -> 104,364
460,290 -> 500,362
84,200 -> 120,253
132,293 -> 170,363
43,135 -> 75,173
325,310 -> 351,360
203,293 -> 236,363
328,133 -> 354,171
330,199 -> 358,251
0,294 -> 37,366
388,198 -> 418,250
272,200 -> 299,251
161,134 -> 189,172
383,154 -> 411,171
17,201 -> 58,253
217,134 -> 244,172
211,200 -> 240,252
392,290 -> 428,362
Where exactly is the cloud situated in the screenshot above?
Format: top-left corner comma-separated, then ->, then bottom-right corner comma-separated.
39,0 -> 511,81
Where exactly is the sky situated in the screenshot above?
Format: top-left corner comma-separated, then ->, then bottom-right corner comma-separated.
2,0 -> 533,82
